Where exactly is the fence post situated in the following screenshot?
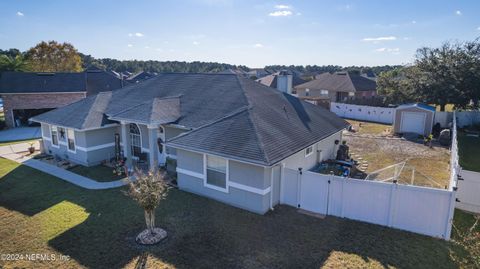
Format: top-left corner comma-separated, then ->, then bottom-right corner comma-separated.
340,176 -> 346,218
444,185 -> 458,240
297,168 -> 303,208
387,182 -> 398,227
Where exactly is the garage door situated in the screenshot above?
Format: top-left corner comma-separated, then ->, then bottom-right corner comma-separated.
400,111 -> 426,134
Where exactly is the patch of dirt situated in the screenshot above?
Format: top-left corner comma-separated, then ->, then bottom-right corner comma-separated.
345,136 -> 451,188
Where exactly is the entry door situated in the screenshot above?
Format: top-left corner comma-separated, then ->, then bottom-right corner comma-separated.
400,112 -> 426,135
157,127 -> 166,164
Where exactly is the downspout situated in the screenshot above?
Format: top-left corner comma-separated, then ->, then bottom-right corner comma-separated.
270,167 -> 274,210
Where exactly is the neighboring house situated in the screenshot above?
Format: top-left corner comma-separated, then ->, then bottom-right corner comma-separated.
361,70 -> 377,81
294,72 -> 377,102
0,70 -> 124,128
32,73 -> 348,214
256,70 -> 306,94
126,71 -> 156,83
246,68 -> 271,79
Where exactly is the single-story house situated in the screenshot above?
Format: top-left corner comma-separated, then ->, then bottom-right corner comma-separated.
393,103 -> 435,136
0,70 -> 124,128
294,72 -> 377,102
32,73 -> 348,214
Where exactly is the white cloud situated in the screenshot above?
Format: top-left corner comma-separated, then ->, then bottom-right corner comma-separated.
275,4 -> 291,9
362,36 -> 397,42
269,10 -> 292,16
375,47 -> 400,53
411,20 -> 417,24
128,32 -> 144,37
253,43 -> 264,48
403,37 -> 411,40
455,10 -> 462,16
477,26 -> 480,31
144,46 -> 150,49
193,41 -> 199,45
127,44 -> 133,47
16,11 -> 24,16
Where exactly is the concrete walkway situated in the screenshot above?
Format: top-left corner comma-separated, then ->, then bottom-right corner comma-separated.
0,142 -> 127,190
0,127 -> 41,142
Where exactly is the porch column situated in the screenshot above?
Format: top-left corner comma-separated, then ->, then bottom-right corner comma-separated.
120,122 -> 132,170
147,125 -> 159,171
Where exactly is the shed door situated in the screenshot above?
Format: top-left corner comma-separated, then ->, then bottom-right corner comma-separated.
400,111 -> 426,135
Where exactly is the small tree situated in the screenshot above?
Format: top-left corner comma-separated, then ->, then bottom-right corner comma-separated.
124,168 -> 169,239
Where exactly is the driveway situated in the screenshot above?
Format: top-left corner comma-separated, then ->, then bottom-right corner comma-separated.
0,127 -> 41,142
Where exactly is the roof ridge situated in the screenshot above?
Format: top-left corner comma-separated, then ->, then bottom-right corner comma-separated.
236,76 -> 271,164
345,72 -> 357,92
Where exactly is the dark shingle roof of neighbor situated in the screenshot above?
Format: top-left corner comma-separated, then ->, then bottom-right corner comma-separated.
256,71 -> 307,88
0,71 -> 123,94
32,73 -> 348,166
295,72 -> 377,92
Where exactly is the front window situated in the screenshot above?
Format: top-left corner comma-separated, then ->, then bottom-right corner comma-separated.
129,123 -> 141,158
58,127 -> 66,142
320,90 -> 328,95
67,129 -> 75,152
206,155 -> 227,189
51,126 -> 58,146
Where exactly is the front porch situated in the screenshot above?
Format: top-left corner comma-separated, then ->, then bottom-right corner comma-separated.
119,121 -> 177,172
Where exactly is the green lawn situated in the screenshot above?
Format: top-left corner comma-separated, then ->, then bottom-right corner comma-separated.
0,157 -> 478,268
68,164 -> 126,182
458,132 -> 480,172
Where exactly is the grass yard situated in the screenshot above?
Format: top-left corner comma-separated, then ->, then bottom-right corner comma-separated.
0,157 -> 478,268
345,119 -> 392,135
68,164 -> 126,182
458,131 -> 480,172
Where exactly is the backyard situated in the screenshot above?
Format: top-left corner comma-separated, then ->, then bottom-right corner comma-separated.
457,131 -> 480,172
0,157 -> 478,268
344,120 -> 450,188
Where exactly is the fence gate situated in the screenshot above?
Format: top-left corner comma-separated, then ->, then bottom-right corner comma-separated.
457,170 -> 480,214
299,171 -> 330,215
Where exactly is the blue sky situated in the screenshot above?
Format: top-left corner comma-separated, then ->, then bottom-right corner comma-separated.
1,0 -> 479,67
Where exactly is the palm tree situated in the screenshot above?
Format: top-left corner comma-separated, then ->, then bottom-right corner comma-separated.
0,55 -> 30,72
124,168 -> 169,244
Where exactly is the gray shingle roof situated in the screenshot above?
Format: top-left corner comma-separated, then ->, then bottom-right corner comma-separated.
32,73 -> 348,165
0,71 -> 123,94
32,91 -> 113,129
109,97 -> 181,125
295,72 -> 376,92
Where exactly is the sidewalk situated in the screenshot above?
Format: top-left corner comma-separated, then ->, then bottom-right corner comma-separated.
0,142 -> 127,190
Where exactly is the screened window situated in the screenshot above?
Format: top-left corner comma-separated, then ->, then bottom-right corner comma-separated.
51,126 -> 58,146
67,129 -> 75,151
305,145 -> 313,157
206,155 -> 227,189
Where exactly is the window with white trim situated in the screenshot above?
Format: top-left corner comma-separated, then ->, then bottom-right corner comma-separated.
305,145 -> 314,157
320,90 -> 329,95
51,126 -> 58,146
206,155 -> 227,189
67,129 -> 76,152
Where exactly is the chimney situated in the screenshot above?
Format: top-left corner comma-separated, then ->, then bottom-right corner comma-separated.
276,70 -> 293,94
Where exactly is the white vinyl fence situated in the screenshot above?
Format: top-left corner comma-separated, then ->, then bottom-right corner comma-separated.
281,168 -> 456,240
453,111 -> 480,213
457,170 -> 480,213
330,102 -> 395,124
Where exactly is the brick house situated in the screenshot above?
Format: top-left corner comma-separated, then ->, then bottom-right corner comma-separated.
294,72 -> 377,102
0,70 -> 124,128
